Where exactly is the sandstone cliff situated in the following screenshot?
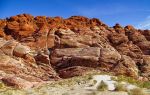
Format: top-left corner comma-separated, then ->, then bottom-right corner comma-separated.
0,14 -> 150,88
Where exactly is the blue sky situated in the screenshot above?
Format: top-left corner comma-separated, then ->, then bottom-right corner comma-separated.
0,0 -> 150,29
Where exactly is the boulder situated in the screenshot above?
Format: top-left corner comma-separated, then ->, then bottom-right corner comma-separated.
108,33 -> 128,45
52,47 -> 100,58
13,43 -> 30,57
142,30 -> 150,41
98,46 -> 122,70
113,55 -> 138,78
128,32 -> 147,43
115,42 -> 143,63
51,47 -> 100,68
136,41 -> 150,55
100,47 -> 121,64
1,40 -> 18,56
2,77 -> 34,89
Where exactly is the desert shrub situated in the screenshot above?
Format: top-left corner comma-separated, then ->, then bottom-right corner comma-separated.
115,83 -> 127,91
89,80 -> 97,87
140,81 -> 150,89
116,75 -> 138,85
114,75 -> 150,89
93,80 -> 97,84
87,75 -> 93,80
62,92 -> 69,95
0,82 -> 5,89
128,88 -> 146,95
97,81 -> 108,91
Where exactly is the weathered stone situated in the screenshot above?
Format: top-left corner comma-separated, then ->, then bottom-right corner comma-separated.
100,48 -> 121,64
55,29 -> 75,37
1,14 -> 150,88
13,43 -> 30,57
115,42 -> 143,63
0,38 -> 8,47
136,41 -> 150,55
1,40 -> 18,56
52,47 -> 100,58
0,29 -> 6,37
113,55 -> 138,78
35,52 -> 50,64
47,32 -> 55,48
51,47 -> 100,68
2,77 -> 34,89
140,55 -> 150,78
58,66 -> 93,78
108,33 -> 128,45
0,52 -> 11,64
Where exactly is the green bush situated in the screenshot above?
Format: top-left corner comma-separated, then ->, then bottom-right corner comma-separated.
140,81 -> 150,89
113,75 -> 150,89
115,83 -> 127,91
97,81 -> 108,91
0,82 -> 5,89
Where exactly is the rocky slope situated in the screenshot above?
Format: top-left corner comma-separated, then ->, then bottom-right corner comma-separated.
0,14 -> 150,88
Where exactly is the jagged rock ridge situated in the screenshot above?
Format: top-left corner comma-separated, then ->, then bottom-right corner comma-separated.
0,14 -> 150,88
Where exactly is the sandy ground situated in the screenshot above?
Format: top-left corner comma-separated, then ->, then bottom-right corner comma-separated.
0,74 -> 149,95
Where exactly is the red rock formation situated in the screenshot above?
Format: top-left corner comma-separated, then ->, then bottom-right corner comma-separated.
0,14 -> 150,88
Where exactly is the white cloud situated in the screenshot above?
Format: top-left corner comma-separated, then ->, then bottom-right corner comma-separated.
136,16 -> 150,29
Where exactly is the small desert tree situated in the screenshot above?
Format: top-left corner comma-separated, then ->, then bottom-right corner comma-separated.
97,80 -> 108,91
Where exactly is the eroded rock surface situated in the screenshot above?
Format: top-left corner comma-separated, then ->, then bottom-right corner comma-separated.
0,14 -> 150,88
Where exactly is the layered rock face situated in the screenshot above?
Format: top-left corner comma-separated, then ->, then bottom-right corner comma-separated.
0,14 -> 150,88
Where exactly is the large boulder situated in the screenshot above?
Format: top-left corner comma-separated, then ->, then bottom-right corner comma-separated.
136,41 -> 150,55
99,46 -> 121,70
115,42 -> 143,63
108,33 -> 128,45
13,43 -> 31,57
1,40 -> 18,56
100,47 -> 121,64
128,32 -> 147,44
2,76 -> 34,89
112,55 -> 138,78
51,47 -> 101,68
